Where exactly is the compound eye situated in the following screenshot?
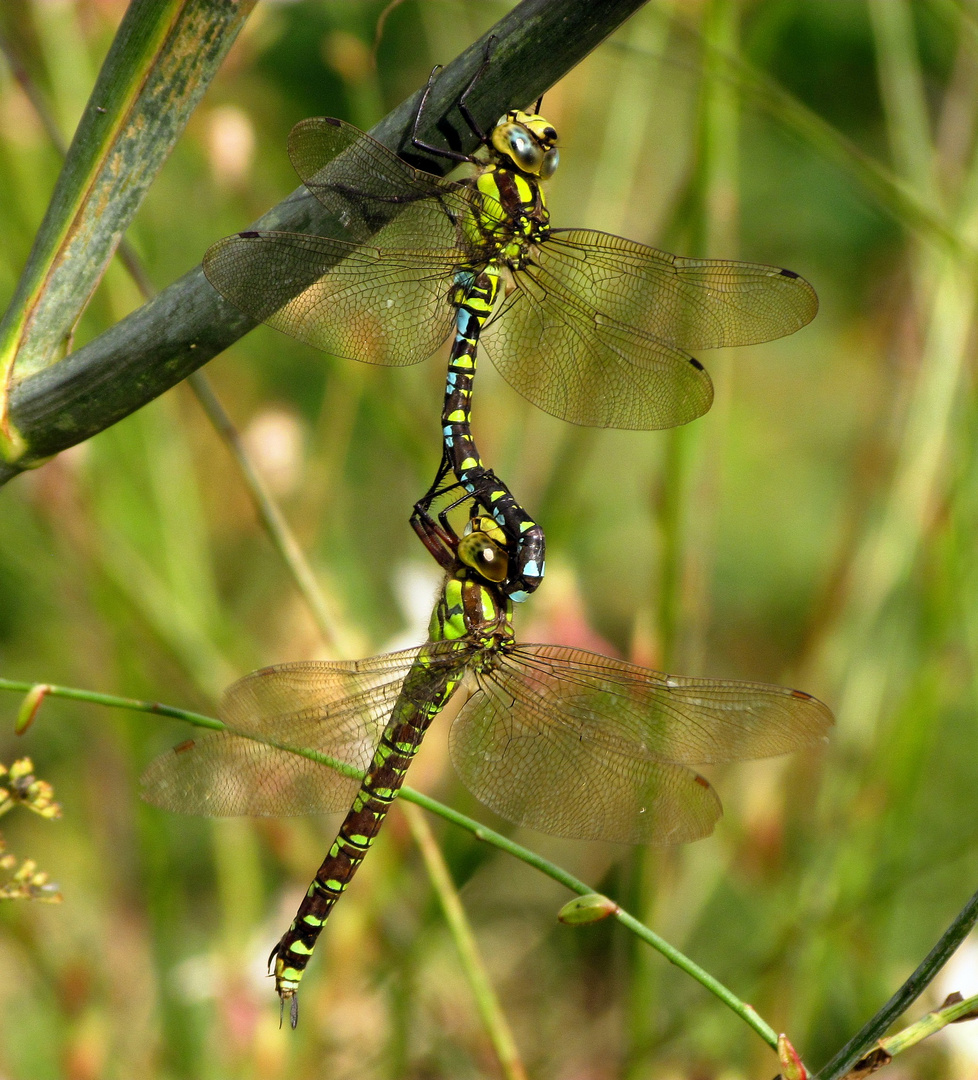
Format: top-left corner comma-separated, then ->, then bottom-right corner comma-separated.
457,533 -> 509,583
507,129 -> 544,172
539,148 -> 559,179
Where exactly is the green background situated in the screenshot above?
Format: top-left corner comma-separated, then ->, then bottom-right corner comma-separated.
1,1 -> 977,1077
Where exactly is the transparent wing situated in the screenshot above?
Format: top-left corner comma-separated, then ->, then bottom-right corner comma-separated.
203,234 -> 459,365
141,649 -> 426,817
287,116 -> 488,253
482,263 -> 715,429
481,229 -> 817,429
449,644 -> 832,844
541,230 -> 818,348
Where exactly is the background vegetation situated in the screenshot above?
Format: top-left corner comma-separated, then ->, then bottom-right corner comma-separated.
1,0 -> 977,1077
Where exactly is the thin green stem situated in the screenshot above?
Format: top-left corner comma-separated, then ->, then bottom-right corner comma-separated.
0,677 -> 222,732
402,789 -> 779,1050
828,992 -> 978,1078
403,804 -> 529,1080
814,885 -> 978,1079
0,675 -> 780,1050
185,371 -> 351,654
880,991 -> 978,1058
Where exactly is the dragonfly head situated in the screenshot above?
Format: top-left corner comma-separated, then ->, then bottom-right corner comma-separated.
491,110 -> 559,180
458,516 -> 509,583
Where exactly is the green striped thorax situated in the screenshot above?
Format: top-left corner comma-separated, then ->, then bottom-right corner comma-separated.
431,516 -> 514,647
465,110 -> 557,264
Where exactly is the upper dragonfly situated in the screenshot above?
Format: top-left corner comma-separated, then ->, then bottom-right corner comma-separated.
202,67 -> 817,435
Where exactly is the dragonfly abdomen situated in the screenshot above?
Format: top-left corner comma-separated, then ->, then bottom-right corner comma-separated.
271,652 -> 465,1024
443,269 -> 545,601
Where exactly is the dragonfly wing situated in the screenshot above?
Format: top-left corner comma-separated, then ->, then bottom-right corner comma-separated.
543,230 -> 818,348
204,234 -> 458,365
482,262 -> 714,429
501,645 -> 833,763
141,648 -> 425,817
451,681 -> 720,846
449,644 -> 832,845
286,117 -> 487,253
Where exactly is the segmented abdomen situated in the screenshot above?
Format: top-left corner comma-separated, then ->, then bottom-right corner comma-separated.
442,268 -> 545,601
271,646 -> 465,1021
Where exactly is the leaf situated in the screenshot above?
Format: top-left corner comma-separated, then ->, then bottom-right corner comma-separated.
0,0 -> 255,460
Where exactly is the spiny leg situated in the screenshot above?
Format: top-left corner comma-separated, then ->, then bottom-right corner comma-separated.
411,36 -> 495,162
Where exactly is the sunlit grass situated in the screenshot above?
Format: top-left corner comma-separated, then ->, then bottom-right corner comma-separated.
2,1 -> 978,1077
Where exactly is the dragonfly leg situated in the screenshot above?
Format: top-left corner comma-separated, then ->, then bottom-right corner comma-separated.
411,64 -> 477,165
410,500 -> 458,570
457,35 -> 495,143
410,37 -> 496,163
413,449 -> 504,546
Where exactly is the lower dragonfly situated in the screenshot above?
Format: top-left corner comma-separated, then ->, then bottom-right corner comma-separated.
141,483 -> 833,1027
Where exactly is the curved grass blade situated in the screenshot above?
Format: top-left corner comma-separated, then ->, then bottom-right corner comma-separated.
0,0 -> 255,460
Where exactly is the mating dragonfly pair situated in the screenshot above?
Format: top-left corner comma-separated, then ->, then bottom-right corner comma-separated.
143,46 -> 832,1025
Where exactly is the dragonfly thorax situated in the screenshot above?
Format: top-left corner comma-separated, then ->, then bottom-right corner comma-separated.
474,166 -> 550,268
431,574 -> 512,645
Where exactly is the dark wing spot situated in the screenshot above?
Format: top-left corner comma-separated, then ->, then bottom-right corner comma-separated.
790,689 -> 814,701
325,117 -> 341,128
174,739 -> 196,755
238,230 -> 261,239
694,774 -> 710,789
689,357 -> 705,371
780,269 -> 799,279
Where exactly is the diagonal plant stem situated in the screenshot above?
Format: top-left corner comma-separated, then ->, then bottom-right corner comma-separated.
814,885 -> 978,1080
185,371 -> 352,654
404,803 -> 529,1080
0,675 -> 781,1050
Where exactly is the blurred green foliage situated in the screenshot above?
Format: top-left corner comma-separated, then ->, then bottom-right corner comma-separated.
2,0 -> 978,1077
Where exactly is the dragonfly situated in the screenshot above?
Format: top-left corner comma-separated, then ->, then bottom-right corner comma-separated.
142,487 -> 833,1027
202,44 -> 818,601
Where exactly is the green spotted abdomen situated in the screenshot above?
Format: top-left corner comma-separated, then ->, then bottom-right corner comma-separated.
271,645 -> 466,1018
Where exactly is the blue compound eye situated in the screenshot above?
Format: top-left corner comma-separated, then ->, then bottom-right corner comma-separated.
508,130 -> 543,172
539,148 -> 559,179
